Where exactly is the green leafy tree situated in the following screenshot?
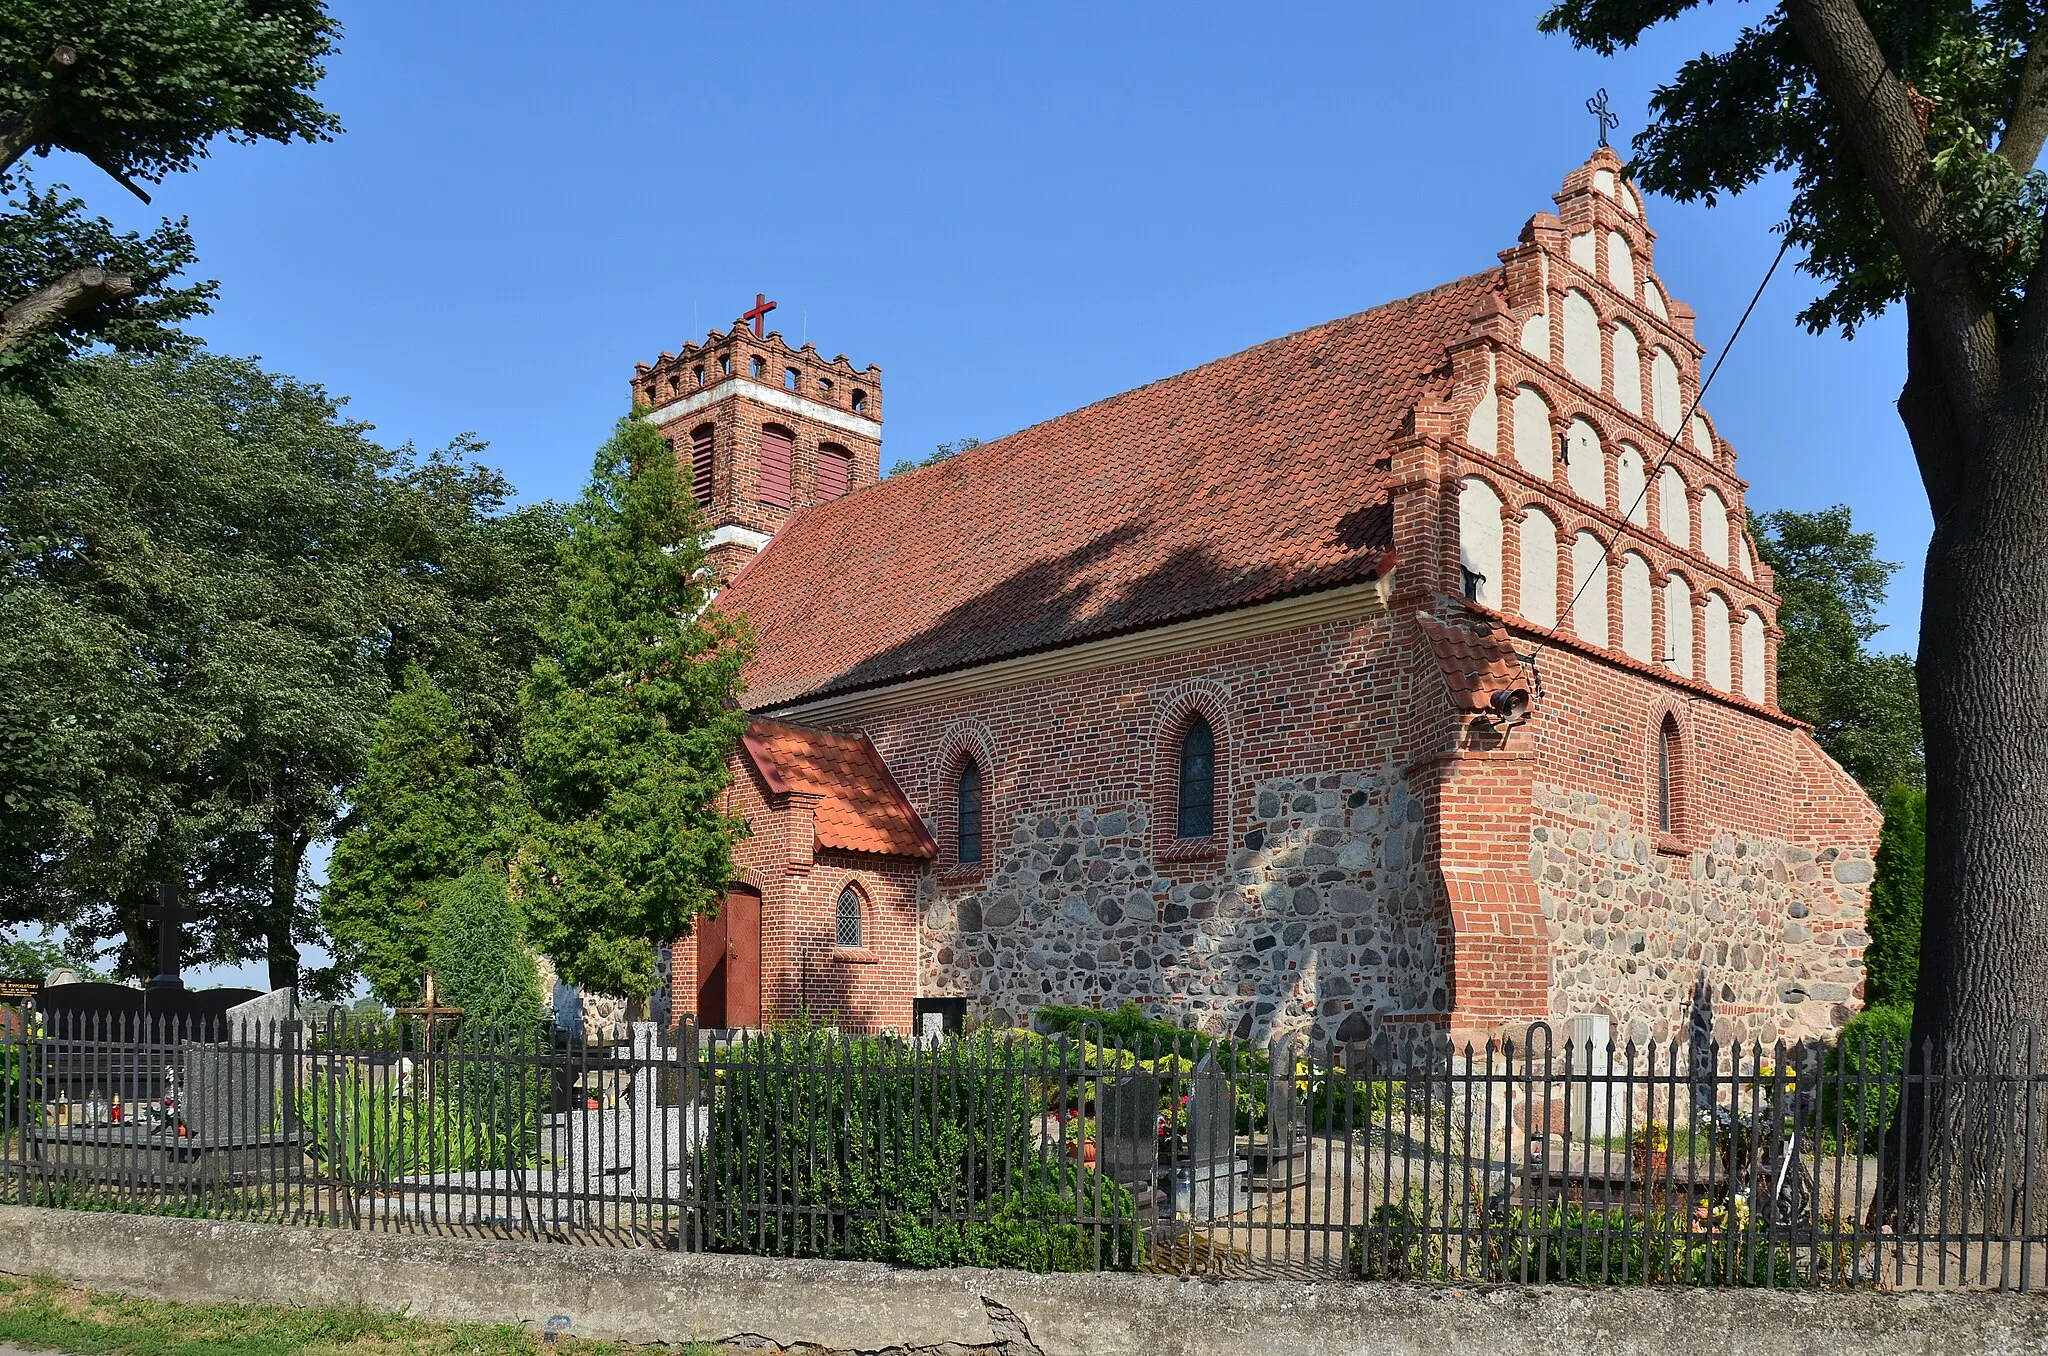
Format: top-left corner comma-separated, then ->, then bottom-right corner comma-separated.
322,670 -> 501,1006
1543,0 -> 2048,1206
427,868 -> 544,1037
0,1 -> 338,373
0,354 -> 518,989
516,411 -> 750,1002
1868,781 -> 1927,1009
1752,505 -> 1922,792
888,436 -> 982,477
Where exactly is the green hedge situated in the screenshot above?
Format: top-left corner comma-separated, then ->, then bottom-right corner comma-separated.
1820,1004 -> 1914,1154
700,1031 -> 1141,1271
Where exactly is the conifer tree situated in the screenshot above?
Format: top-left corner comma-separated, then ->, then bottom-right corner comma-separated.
515,412 -> 749,1001
321,668 -> 500,1005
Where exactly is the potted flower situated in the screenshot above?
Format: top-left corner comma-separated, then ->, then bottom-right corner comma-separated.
1631,1120 -> 1671,1184
1061,1113 -> 1097,1165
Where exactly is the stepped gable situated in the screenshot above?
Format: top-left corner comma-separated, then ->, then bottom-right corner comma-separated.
741,718 -> 936,858
722,271 -> 1501,709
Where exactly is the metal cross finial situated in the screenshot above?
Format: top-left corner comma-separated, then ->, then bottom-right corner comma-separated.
742,292 -> 778,338
1587,88 -> 1620,148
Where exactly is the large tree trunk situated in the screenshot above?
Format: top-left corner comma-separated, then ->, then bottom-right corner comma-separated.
264,826 -> 307,993
1897,308 -> 2048,1233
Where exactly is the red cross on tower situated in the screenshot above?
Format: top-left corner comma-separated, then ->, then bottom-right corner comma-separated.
742,292 -> 778,338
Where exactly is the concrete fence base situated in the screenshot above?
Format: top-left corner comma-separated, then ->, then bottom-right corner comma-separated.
5,1206 -> 2048,1356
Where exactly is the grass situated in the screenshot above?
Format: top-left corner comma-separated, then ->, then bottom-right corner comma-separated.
0,1279 -> 722,1356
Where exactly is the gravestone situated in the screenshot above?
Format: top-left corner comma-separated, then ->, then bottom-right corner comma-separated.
1097,1069 -> 1161,1211
1247,1044 -> 1309,1191
1170,1054 -> 1247,1219
181,988 -> 297,1144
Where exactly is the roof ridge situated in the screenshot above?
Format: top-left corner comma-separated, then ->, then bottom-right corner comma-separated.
868,268 -> 1504,493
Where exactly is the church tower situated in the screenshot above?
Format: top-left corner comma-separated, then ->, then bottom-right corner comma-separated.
633,301 -> 883,585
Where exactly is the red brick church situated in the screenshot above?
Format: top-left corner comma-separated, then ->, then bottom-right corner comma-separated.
645,149 -> 1879,1050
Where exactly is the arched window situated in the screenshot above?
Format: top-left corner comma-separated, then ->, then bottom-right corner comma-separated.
851,388 -> 868,414
1176,717 -> 1216,839
689,423 -> 715,507
835,886 -> 864,949
750,355 -> 766,378
1657,716 -> 1679,835
817,442 -> 853,502
956,759 -> 983,865
693,364 -> 706,387
783,366 -> 800,392
720,354 -> 733,376
759,424 -> 794,508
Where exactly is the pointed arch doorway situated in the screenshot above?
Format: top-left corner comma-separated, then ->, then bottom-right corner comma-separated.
695,883 -> 761,1029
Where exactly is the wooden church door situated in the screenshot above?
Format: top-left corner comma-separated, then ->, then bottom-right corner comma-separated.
695,884 -> 761,1029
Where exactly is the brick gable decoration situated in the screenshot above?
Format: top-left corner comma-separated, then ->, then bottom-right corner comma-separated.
660,148 -> 1880,1052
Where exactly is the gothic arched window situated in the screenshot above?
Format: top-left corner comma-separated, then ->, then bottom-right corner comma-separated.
1176,717 -> 1216,839
1657,716 -> 1680,835
835,886 -> 864,949
956,759 -> 983,865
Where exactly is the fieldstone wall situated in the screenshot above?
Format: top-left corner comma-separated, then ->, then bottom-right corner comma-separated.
1535,783 -> 1873,1049
920,766 -> 1448,1047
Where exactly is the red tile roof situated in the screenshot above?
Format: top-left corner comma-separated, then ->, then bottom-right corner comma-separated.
1415,610 -> 1530,713
723,273 -> 1499,708
741,718 -> 936,858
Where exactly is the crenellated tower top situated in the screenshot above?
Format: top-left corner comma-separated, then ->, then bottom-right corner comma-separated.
632,314 -> 884,586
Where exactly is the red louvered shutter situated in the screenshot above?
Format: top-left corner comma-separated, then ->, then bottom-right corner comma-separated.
817,443 -> 851,501
758,426 -> 793,508
690,425 -> 715,506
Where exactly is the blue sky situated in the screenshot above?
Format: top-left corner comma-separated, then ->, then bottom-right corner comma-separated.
13,4 -> 1928,985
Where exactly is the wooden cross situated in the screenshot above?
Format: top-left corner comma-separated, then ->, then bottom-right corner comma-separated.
147,881 -> 200,991
394,967 -> 464,1055
742,292 -> 778,338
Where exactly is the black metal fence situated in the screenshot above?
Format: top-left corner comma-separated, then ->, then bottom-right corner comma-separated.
4,1010 -> 2046,1288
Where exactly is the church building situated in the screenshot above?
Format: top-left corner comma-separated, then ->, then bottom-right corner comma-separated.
642,150 -> 1880,1051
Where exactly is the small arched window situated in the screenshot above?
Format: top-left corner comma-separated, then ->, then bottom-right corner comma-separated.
1176,717 -> 1216,839
835,886 -> 864,949
1656,716 -> 1680,835
956,759 -> 983,865
750,355 -> 766,378
720,354 -> 733,376
784,366 -> 800,391
851,388 -> 868,414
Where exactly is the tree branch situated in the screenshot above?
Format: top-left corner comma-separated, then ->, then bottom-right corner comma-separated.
0,47 -> 74,181
1786,0 -> 2004,442
0,267 -> 135,352
1998,20 -> 2048,174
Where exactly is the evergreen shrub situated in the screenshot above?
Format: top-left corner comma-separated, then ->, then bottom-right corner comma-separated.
700,1031 -> 1141,1271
